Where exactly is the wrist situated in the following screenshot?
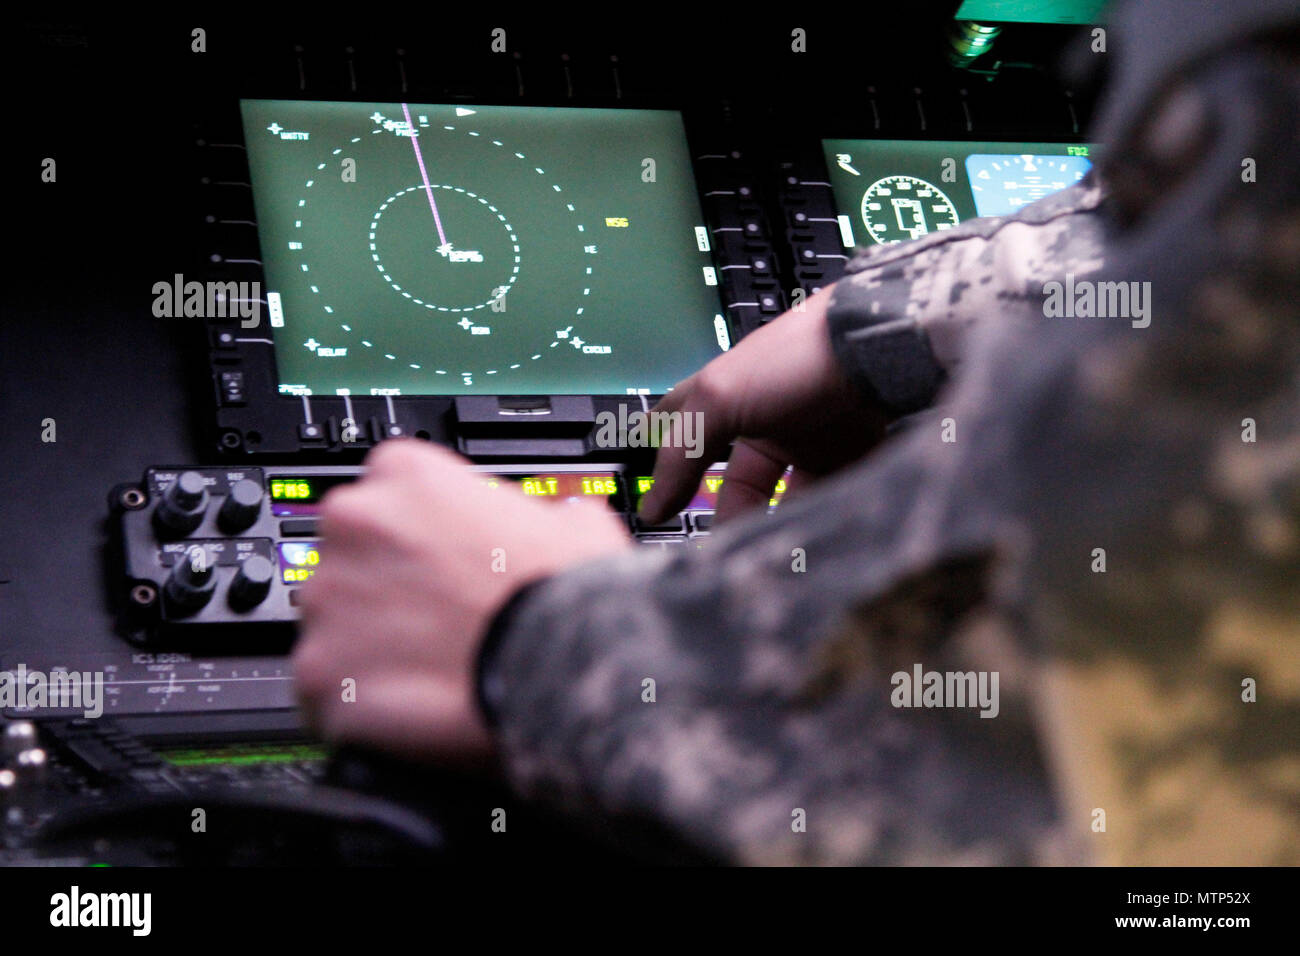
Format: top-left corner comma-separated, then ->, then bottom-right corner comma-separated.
474,575 -> 549,729
825,284 -> 945,417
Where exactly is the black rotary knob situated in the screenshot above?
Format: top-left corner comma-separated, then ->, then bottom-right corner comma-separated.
218,478 -> 264,533
228,555 -> 275,611
154,471 -> 210,536
164,546 -> 217,614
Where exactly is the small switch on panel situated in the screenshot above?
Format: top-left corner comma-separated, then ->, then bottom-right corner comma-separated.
219,370 -> 246,405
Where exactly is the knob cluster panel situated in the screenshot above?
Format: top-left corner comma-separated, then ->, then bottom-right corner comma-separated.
115,467 -> 292,635
112,463 -> 729,642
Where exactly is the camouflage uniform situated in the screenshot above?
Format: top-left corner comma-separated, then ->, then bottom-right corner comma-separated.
481,0 -> 1300,864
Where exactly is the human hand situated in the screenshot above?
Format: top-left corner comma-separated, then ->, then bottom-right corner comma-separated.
293,439 -> 633,762
637,285 -> 889,525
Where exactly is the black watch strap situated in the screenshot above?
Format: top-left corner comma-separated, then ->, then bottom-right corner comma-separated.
475,577 -> 547,729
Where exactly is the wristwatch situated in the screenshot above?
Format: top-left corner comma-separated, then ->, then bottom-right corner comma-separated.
474,577 -> 547,729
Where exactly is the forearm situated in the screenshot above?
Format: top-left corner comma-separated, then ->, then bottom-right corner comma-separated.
826,179 -> 1106,415
482,447 -> 1063,865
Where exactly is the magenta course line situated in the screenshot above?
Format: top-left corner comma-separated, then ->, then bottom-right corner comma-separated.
401,102 -> 449,247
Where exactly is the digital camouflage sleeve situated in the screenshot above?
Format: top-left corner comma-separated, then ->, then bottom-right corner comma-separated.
481,0 -> 1300,865
825,175 -> 1104,415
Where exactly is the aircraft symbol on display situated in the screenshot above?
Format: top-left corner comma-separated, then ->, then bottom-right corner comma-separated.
437,242 -> 484,263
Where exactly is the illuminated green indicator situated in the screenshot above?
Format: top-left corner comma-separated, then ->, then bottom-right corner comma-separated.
270,480 -> 313,500
521,477 -> 559,496
953,0 -> 1106,24
158,743 -> 328,767
770,476 -> 787,507
503,475 -> 618,496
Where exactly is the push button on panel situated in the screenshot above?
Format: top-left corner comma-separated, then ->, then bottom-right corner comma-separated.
633,514 -> 686,534
280,519 -> 319,537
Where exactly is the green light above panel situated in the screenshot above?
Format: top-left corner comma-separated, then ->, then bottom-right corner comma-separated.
955,0 -> 1108,25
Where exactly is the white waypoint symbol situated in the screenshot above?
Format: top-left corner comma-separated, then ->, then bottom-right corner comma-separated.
267,123 -> 283,135
455,107 -> 477,117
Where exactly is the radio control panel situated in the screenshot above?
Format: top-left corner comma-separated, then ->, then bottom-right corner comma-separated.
111,463 -> 776,641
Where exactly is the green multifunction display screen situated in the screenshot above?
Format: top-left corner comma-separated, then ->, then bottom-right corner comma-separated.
156,742 -> 328,767
821,139 -> 1095,247
241,99 -> 726,397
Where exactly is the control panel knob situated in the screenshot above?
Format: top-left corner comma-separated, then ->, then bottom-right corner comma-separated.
0,767 -> 17,819
15,748 -> 47,787
164,546 -> 217,614
154,470 -> 209,535
228,554 -> 274,611
0,768 -> 15,797
10,748 -> 47,816
218,478 -> 264,533
2,721 -> 37,758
